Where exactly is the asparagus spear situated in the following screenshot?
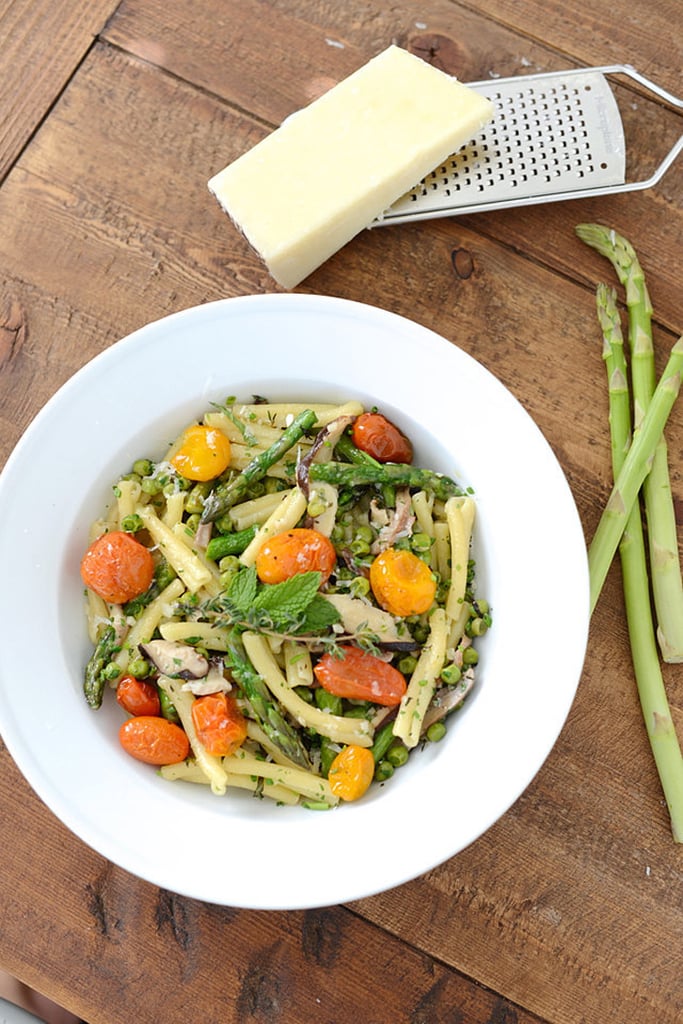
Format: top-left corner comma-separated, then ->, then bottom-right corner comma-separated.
597,284 -> 683,842
84,625 -> 120,709
588,334 -> 683,612
308,461 -> 463,501
226,632 -> 311,769
577,223 -> 683,661
200,408 -> 318,523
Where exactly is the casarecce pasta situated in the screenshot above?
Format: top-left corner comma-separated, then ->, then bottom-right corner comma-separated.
81,397 -> 490,807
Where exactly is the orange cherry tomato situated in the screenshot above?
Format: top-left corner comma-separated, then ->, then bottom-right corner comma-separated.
191,692 -> 247,757
351,412 -> 413,464
328,744 -> 375,801
255,528 -> 337,585
369,547 -> 436,617
81,530 -> 155,604
116,675 -> 161,717
313,645 -> 407,706
170,424 -> 232,481
119,716 -> 190,765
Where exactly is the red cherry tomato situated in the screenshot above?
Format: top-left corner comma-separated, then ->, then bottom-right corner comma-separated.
119,716 -> 190,765
116,675 -> 161,717
81,530 -> 155,604
351,413 -> 413,464
255,528 -> 337,585
313,645 -> 407,706
191,692 -> 247,757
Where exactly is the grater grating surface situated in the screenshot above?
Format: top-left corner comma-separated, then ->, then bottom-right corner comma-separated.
375,65 -> 682,224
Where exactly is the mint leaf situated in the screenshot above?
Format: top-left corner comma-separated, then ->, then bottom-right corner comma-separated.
296,595 -> 341,634
253,571 -> 322,618
228,564 -> 258,614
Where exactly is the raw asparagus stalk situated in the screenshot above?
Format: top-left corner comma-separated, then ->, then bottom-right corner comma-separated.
201,408 -> 317,523
308,461 -> 463,501
597,284 -> 683,842
588,334 -> 683,612
577,223 -> 683,661
226,632 -> 311,769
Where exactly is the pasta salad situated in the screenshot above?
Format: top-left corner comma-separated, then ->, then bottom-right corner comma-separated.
80,398 -> 490,808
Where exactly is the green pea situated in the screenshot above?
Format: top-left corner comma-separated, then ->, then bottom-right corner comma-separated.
440,663 -> 461,685
355,524 -> 375,545
386,743 -> 409,768
411,532 -> 433,554
126,657 -> 150,679
397,654 -> 418,675
120,513 -> 143,534
374,760 -> 394,782
132,458 -> 154,477
140,477 -> 162,496
462,646 -> 479,666
426,720 -> 447,743
185,482 -> 211,514
102,662 -> 121,681
349,537 -> 371,556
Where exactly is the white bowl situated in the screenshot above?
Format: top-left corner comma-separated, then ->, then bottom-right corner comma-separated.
0,295 -> 589,909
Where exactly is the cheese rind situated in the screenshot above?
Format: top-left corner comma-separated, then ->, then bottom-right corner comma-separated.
208,45 -> 493,288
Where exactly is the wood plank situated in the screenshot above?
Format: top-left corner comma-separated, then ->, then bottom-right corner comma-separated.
0,0 -> 121,180
0,745 -> 546,1024
457,0 -> 682,96
102,0 -> 681,329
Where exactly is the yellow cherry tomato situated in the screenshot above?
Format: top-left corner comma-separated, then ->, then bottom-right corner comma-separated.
170,424 -> 231,481
327,744 -> 375,802
369,547 -> 436,617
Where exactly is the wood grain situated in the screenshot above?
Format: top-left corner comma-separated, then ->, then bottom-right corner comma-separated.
0,4 -> 681,1024
0,744 -> 546,1024
102,0 -> 682,329
0,0 -> 120,179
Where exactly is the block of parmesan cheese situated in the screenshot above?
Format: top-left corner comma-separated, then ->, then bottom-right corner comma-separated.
208,45 -> 493,288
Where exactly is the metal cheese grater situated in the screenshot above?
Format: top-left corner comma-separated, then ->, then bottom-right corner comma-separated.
375,64 -> 682,224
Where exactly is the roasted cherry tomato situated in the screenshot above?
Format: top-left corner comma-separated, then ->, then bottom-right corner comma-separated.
369,547 -> 436,617
327,744 -> 375,801
81,530 -> 155,604
116,675 -> 161,717
314,645 -> 407,706
255,528 -> 337,585
191,692 -> 247,757
170,424 -> 232,481
351,412 -> 413,464
119,716 -> 189,765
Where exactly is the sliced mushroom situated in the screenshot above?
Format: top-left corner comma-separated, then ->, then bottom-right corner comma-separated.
420,670 -> 476,733
322,593 -> 404,644
371,487 -> 415,553
139,639 -> 209,679
182,660 -> 231,695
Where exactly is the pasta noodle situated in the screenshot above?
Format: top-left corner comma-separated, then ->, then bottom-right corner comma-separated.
81,395 -> 487,809
393,608 -> 449,748
242,632 -> 373,747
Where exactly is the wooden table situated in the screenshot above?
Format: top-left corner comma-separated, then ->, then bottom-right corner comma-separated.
1,2 -> 681,1022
